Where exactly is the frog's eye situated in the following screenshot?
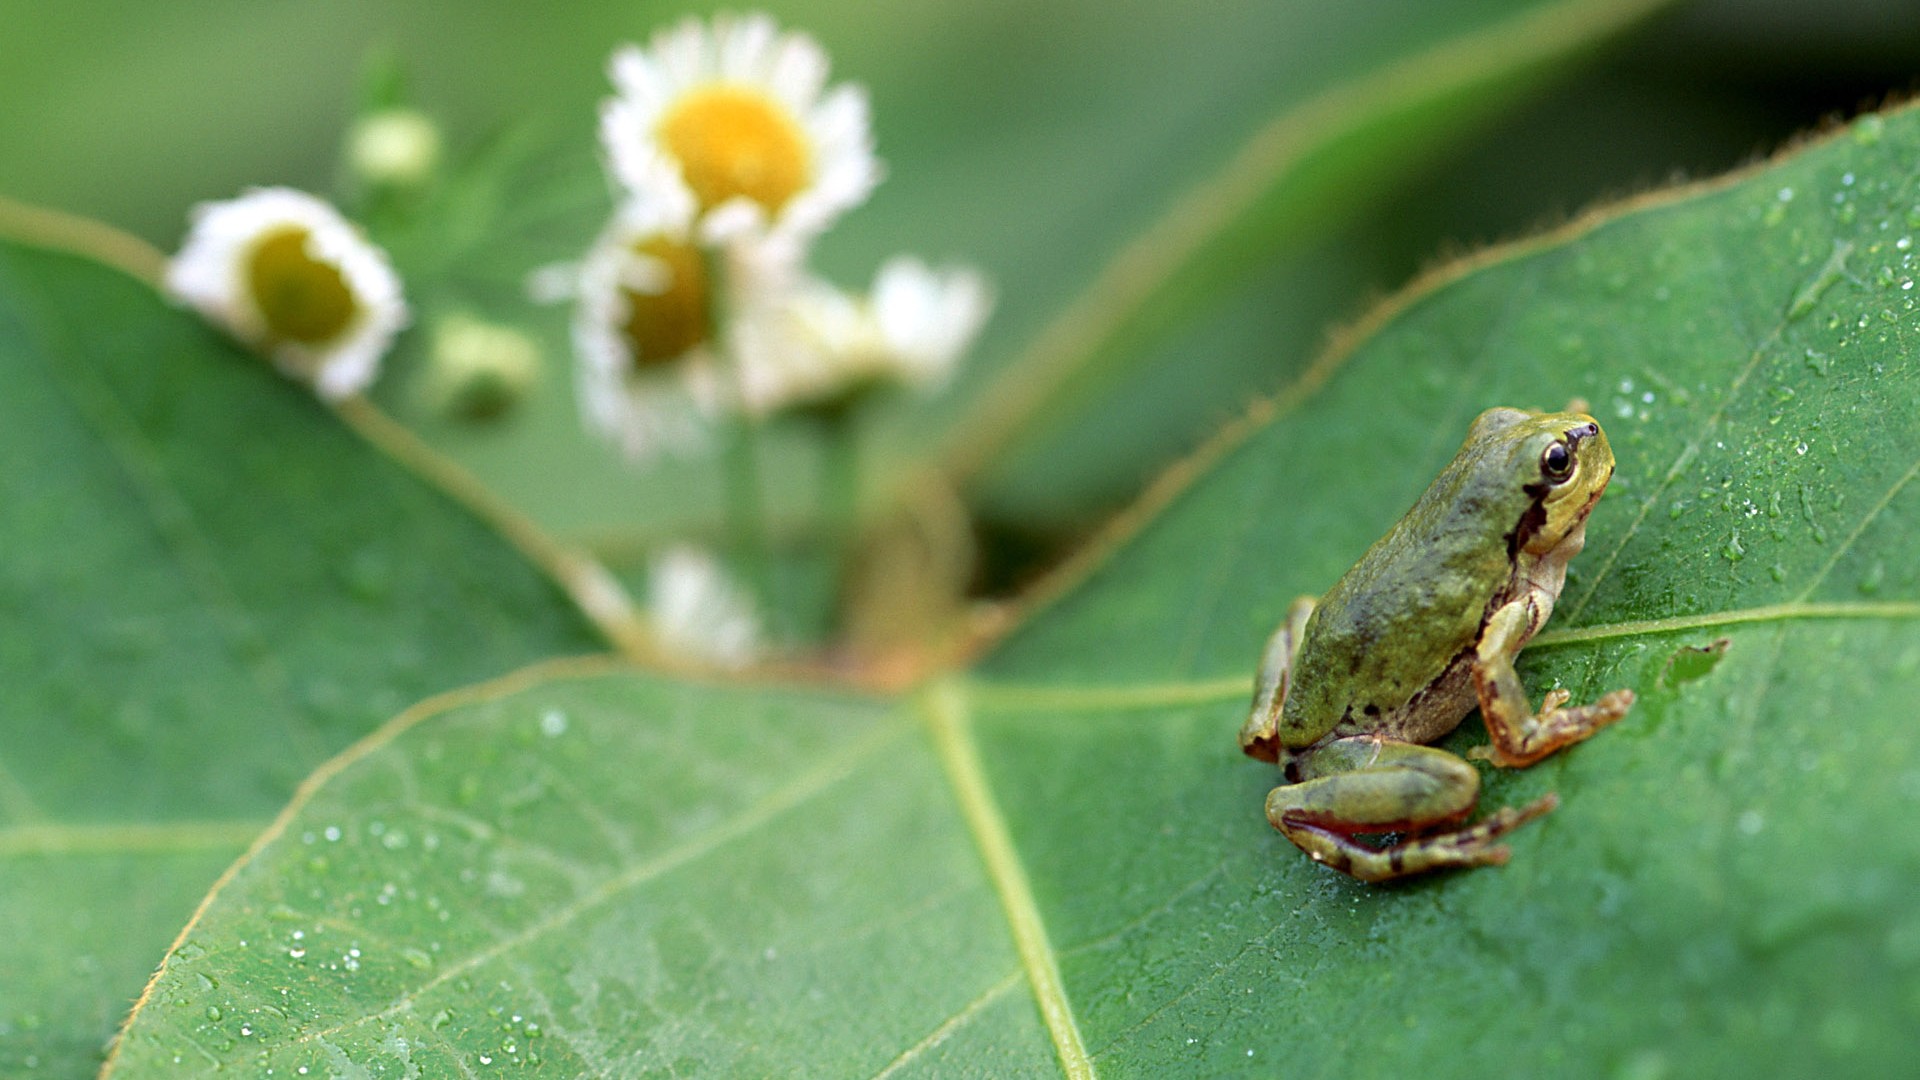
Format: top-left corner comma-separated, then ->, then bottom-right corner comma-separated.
1540,440 -> 1575,483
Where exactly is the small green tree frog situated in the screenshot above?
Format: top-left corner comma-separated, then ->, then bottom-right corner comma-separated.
1239,406 -> 1634,882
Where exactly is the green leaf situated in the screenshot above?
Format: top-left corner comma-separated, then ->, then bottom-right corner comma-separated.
0,235 -> 605,1076
108,98 -> 1920,1075
100,665 -> 1065,1075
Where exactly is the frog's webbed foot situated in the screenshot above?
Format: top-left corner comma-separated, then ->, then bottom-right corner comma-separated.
1466,687 -> 1636,768
1469,600 -> 1635,769
1265,737 -> 1556,883
1239,596 -> 1316,763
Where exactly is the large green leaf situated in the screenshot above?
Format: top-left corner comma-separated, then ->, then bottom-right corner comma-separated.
108,100 -> 1920,1074
0,234 -> 606,1076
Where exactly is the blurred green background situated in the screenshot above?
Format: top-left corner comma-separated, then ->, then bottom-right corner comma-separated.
4,0 -> 1917,603
7,1 -> 1917,253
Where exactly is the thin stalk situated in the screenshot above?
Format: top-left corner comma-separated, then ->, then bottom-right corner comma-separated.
809,391 -> 871,627
722,407 -> 778,639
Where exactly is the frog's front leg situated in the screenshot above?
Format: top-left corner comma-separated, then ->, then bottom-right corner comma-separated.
1468,600 -> 1635,768
1266,737 -> 1556,883
1239,596 -> 1316,763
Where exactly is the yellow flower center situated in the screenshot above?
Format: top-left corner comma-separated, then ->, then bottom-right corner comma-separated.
658,86 -> 812,215
621,237 -> 710,369
246,227 -> 356,345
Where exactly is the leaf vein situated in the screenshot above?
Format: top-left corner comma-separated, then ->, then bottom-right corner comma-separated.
1795,451 -> 1920,601
920,679 -> 1095,1080
281,719 -> 907,1049
1564,294 -> 1787,622
868,970 -> 1024,1080
973,600 -> 1920,712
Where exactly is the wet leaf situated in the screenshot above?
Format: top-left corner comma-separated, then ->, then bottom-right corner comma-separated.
109,99 -> 1920,1076
0,239 -> 602,1076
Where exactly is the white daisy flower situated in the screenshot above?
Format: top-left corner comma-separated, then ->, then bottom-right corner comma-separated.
735,256 -> 992,415
648,545 -> 761,669
572,196 -> 728,461
599,12 -> 881,249
166,187 -> 407,400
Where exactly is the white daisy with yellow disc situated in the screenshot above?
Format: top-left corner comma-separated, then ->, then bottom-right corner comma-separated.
573,196 -> 732,461
599,13 -> 881,249
165,187 -> 407,400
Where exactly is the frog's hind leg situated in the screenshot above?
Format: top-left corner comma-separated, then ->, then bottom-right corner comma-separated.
1266,737 -> 1555,883
1240,596 -> 1316,763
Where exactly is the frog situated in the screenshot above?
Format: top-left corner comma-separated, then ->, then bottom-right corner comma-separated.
1239,406 -> 1635,883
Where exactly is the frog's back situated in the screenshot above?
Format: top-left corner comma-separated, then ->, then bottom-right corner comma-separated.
1278,442 -> 1525,746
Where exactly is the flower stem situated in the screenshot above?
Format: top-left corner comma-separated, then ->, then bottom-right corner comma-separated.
809,393 -> 871,634
722,410 -> 777,639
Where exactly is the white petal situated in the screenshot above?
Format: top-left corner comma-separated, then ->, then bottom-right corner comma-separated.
653,17 -> 713,91
872,257 -> 992,388
716,13 -> 777,83
649,545 -> 761,669
766,33 -> 828,112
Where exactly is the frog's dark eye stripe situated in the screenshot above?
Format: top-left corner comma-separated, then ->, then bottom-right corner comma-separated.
1540,440 -> 1574,482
